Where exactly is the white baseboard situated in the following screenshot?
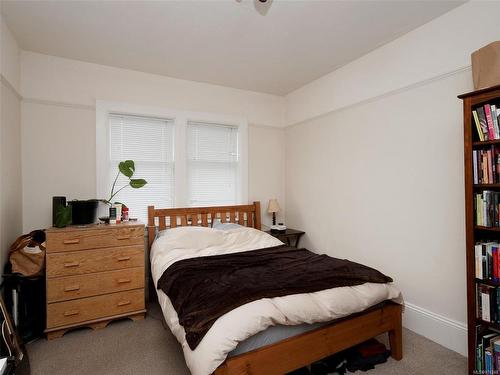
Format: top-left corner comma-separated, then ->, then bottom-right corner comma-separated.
403,302 -> 467,357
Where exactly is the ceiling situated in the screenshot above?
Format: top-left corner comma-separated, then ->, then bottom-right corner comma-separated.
1,0 -> 464,95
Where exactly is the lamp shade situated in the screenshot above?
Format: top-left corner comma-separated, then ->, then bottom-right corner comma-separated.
267,199 -> 280,213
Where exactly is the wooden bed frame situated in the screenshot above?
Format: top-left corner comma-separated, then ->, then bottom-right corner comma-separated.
147,201 -> 403,375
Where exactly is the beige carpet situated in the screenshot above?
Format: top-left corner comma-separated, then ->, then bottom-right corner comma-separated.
27,303 -> 467,375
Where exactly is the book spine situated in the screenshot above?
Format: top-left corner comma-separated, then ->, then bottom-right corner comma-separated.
492,146 -> 497,184
493,105 -> 499,139
488,150 -> 494,184
486,105 -> 496,140
484,191 -> 492,227
493,191 -> 500,226
478,107 -> 490,140
491,287 -> 497,323
497,288 -> 500,324
495,348 -> 500,373
496,152 -> 500,184
477,244 -> 484,279
493,247 -> 498,282
477,343 -> 484,374
478,284 -> 483,318
484,153 -> 489,184
482,287 -> 491,322
474,150 -> 479,184
486,348 -> 492,374
474,110 -> 485,141
488,245 -> 493,279
476,344 -> 483,374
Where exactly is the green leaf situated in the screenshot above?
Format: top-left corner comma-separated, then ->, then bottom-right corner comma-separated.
119,160 -> 135,178
55,205 -> 72,228
129,179 -> 147,188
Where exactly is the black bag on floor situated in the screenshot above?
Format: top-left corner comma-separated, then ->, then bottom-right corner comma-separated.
344,339 -> 391,372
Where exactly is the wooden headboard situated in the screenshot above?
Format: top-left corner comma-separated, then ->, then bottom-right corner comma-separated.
147,201 -> 261,248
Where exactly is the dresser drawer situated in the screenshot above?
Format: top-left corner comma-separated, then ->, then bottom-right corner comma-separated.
46,226 -> 144,253
46,246 -> 144,278
47,289 -> 144,329
47,267 -> 145,303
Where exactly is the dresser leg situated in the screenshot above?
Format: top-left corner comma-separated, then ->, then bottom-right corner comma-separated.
46,330 -> 66,340
90,321 -> 109,331
129,312 -> 145,321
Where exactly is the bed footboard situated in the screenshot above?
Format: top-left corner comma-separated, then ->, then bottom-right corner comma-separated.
215,302 -> 403,375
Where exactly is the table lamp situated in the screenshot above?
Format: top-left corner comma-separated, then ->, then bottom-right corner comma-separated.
267,199 -> 280,226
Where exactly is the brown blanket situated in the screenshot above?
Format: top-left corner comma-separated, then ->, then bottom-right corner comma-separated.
157,245 -> 392,350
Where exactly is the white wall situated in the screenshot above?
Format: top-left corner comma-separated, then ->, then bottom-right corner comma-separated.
286,1 -> 500,126
0,14 -> 22,268
20,52 -> 286,231
284,1 -> 500,356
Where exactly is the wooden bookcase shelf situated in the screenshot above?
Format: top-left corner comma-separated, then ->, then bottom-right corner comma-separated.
473,139 -> 500,147
475,226 -> 500,232
477,319 -> 500,331
476,278 -> 500,287
474,184 -> 500,189
459,84 -> 500,374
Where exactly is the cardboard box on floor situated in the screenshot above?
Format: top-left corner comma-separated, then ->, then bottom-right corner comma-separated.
472,41 -> 500,90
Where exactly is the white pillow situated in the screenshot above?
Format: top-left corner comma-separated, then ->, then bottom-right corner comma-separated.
212,221 -> 243,231
155,226 -> 226,252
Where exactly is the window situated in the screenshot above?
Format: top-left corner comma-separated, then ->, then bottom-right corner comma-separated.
96,102 -> 248,223
187,122 -> 239,206
108,114 -> 174,222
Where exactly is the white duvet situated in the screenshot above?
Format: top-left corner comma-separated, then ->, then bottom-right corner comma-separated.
150,226 -> 403,375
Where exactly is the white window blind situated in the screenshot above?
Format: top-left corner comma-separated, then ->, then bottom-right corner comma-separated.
109,114 -> 174,222
187,121 -> 239,206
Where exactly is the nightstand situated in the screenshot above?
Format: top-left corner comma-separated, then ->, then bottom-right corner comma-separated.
265,228 -> 305,248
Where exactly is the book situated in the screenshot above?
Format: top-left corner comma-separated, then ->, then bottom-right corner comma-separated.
478,341 -> 484,372
477,244 -> 485,279
478,331 -> 500,371
497,108 -> 500,132
492,335 -> 500,371
486,347 -> 493,374
478,107 -> 491,140
493,247 -> 498,282
474,110 -> 486,141
486,105 -> 496,141
474,150 -> 479,184
493,105 -> 500,139
481,285 -> 492,322
486,150 -> 495,184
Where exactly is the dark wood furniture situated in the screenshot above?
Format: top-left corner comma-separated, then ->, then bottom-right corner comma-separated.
459,84 -> 500,374
45,222 -> 146,340
265,228 -> 305,247
147,201 -> 402,375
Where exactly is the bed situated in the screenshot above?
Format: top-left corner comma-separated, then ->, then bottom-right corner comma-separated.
147,201 -> 403,375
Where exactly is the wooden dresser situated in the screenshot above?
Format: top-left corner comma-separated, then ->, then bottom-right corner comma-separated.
44,222 -> 146,340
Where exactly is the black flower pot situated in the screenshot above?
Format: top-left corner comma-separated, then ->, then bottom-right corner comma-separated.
70,199 -> 98,225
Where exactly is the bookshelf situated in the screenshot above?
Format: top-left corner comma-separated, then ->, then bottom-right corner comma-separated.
459,84 -> 500,374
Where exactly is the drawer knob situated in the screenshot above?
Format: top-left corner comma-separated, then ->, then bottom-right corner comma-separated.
63,239 -> 80,244
117,256 -> 131,262
117,300 -> 131,307
117,278 -> 131,284
63,261 -> 80,268
63,310 -> 79,317
117,235 -> 131,240
64,285 -> 80,292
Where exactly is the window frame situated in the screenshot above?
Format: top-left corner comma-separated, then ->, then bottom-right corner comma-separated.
96,100 -> 248,210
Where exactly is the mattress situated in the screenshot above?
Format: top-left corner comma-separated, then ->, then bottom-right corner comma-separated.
151,226 -> 403,375
228,321 -> 325,357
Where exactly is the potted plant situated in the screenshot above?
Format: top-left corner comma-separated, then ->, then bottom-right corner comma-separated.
103,160 -> 147,206
54,160 -> 147,227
